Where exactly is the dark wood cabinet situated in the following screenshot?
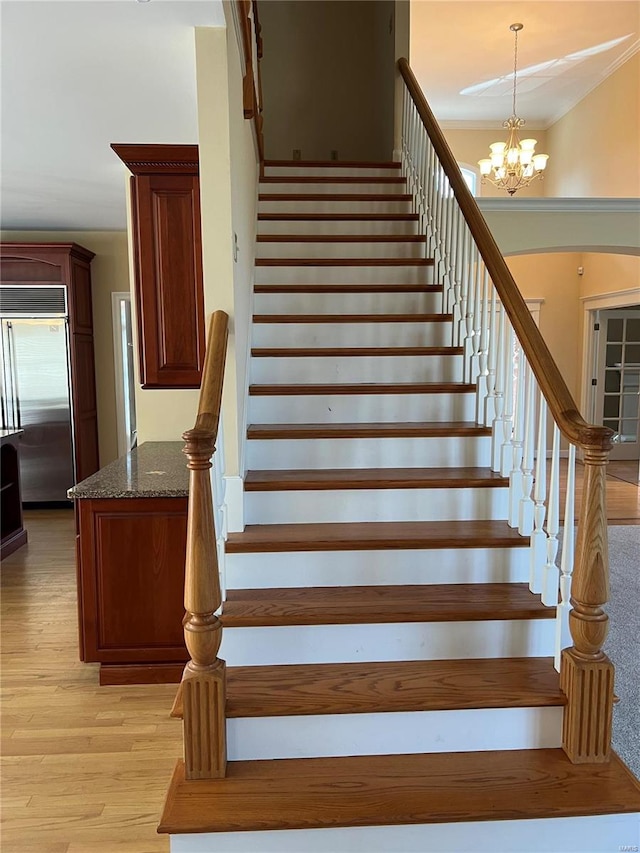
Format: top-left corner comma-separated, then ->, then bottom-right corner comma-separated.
111,144 -> 205,389
1,431 -> 28,559
77,496 -> 189,684
0,243 -> 99,483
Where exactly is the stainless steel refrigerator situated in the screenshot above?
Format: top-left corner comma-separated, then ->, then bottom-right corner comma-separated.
0,285 -> 75,503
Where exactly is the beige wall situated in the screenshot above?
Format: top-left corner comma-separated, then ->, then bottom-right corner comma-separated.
1,229 -> 127,466
579,253 -> 640,301
506,253 -> 583,401
259,1 -> 395,161
444,129 -> 548,198
545,53 -> 640,198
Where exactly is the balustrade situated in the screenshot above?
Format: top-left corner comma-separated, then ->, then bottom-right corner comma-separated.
399,57 -> 614,763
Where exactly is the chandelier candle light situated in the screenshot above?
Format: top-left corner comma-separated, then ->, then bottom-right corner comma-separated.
478,23 -> 549,195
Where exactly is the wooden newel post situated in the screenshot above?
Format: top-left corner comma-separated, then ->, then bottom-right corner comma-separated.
180,427 -> 227,780
560,446 -> 614,763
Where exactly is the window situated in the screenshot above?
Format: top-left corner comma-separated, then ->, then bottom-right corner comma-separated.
460,165 -> 478,196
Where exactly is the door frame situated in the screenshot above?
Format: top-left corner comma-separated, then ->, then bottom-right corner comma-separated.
111,292 -> 136,458
580,287 -> 640,427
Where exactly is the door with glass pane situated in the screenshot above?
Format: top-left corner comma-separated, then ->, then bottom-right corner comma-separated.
596,308 -> 640,461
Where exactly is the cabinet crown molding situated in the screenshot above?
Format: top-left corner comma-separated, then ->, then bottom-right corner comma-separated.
111,144 -> 199,175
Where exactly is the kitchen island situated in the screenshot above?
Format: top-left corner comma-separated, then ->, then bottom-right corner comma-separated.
69,441 -> 189,685
1,429 -> 28,559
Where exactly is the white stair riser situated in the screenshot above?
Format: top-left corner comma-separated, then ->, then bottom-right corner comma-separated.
252,322 -> 452,348
247,436 -> 492,469
244,487 -> 509,525
256,241 -> 426,260
171,813 -> 640,853
248,392 -> 476,424
225,547 -> 530,589
250,355 -> 463,383
227,707 -> 562,761
259,199 -> 413,214
254,291 -> 442,314
257,219 -> 419,236
255,265 -> 434,285
263,166 -> 402,178
220,619 -> 555,666
261,182 -> 407,195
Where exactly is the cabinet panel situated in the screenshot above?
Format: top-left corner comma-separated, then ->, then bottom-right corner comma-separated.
78,497 -> 189,665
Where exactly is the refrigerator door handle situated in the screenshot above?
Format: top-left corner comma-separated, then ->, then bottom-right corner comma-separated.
6,321 -> 21,428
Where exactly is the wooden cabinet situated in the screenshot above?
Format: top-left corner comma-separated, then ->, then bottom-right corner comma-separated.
111,144 -> 206,389
1,431 -> 28,559
0,242 -> 99,483
76,496 -> 189,684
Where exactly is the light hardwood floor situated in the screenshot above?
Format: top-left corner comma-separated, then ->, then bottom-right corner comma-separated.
1,510 -> 181,853
1,468 -> 638,852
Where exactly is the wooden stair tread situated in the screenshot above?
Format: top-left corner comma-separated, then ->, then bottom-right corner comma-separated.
253,314 -> 452,324
263,159 -> 402,169
258,193 -> 412,202
251,346 -> 462,357
221,584 -> 553,627
257,234 -> 424,242
247,421 -> 492,439
254,283 -> 442,293
170,658 -> 565,719
258,213 -> 419,221
260,176 -> 407,184
158,749 -> 640,834
255,258 -> 434,267
226,519 -> 530,553
244,467 -> 507,491
249,382 -> 475,396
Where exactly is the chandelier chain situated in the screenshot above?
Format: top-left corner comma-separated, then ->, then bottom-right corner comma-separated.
512,26 -> 519,116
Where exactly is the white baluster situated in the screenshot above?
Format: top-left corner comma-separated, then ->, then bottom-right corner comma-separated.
529,390 -> 547,593
468,249 -> 482,385
491,302 -> 505,471
484,279 -> 498,426
508,341 -> 525,526
475,267 -> 490,424
555,443 -> 576,670
462,237 -> 476,384
500,320 -> 515,478
518,359 -> 536,535
541,424 -> 561,606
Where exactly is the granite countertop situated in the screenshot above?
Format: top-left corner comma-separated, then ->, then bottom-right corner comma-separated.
68,441 -> 189,499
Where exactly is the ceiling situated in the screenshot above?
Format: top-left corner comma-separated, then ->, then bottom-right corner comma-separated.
1,0 -> 638,232
0,0 -> 225,231
410,1 -> 639,127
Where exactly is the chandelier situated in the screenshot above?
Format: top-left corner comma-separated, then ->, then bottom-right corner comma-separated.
478,23 -> 549,196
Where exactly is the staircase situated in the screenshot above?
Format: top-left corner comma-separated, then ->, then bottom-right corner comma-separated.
159,160 -> 640,851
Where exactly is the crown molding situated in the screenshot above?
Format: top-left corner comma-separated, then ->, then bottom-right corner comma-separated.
439,119 -> 548,132
111,144 -> 199,175
477,198 -> 640,213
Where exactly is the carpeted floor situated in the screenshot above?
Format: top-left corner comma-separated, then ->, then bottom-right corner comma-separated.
604,524 -> 640,778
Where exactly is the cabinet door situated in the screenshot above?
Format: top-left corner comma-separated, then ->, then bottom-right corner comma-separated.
78,497 -> 189,663
132,174 -> 206,388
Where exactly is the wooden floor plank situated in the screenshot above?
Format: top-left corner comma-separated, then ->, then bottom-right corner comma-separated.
247,421 -> 492,439
158,749 -> 640,834
221,583 -> 554,627
249,381 -> 475,395
251,345 -> 462,357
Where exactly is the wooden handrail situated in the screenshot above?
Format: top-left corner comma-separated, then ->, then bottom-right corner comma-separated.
398,58 -> 614,764
176,311 -> 229,780
237,0 -> 264,168
398,58 -> 611,455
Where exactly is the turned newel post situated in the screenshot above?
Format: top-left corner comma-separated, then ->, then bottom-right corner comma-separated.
180,427 -> 227,779
560,444 -> 614,763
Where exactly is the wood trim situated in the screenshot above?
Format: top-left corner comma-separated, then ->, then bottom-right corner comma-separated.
244,467 -> 508,491
260,176 -> 407,184
247,422 -> 492,439
221,583 -> 555,628
255,258 -> 434,267
250,346 -> 462,357
263,160 -> 402,168
252,314 -> 452,323
258,213 -> 420,221
397,58 -> 610,453
259,193 -> 412,202
254,284 -> 442,294
111,144 -> 199,175
159,750 -> 640,835
256,234 -> 425,243
225,519 -> 531,554
249,382 -> 475,395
